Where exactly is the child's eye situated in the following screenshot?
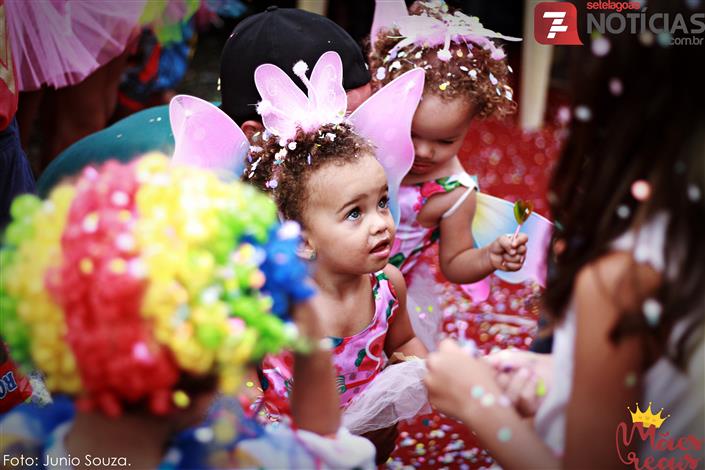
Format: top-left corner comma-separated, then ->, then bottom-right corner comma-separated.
346,208 -> 361,220
439,139 -> 455,145
378,196 -> 389,209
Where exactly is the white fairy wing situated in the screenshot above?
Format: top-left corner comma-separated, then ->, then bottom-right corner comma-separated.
473,193 -> 552,286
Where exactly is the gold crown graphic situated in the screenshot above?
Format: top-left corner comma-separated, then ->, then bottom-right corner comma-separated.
628,402 -> 670,429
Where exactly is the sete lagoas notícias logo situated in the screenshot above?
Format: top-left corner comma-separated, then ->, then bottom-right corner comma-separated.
534,2 -> 584,45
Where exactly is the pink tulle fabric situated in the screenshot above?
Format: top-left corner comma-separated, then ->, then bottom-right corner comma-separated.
6,0 -> 145,91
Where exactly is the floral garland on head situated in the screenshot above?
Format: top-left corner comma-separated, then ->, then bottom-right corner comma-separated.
370,0 -> 521,117
381,0 -> 522,63
0,154 -> 313,416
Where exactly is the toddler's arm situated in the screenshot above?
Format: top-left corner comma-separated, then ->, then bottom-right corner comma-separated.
438,190 -> 528,283
289,299 -> 341,436
382,265 -> 428,358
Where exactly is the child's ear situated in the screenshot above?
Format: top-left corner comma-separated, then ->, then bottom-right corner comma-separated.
297,231 -> 317,261
240,121 -> 265,144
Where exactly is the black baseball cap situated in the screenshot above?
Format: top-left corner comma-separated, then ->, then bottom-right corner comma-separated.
220,6 -> 371,125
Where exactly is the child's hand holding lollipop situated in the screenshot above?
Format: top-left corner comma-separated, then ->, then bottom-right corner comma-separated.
486,200 -> 532,272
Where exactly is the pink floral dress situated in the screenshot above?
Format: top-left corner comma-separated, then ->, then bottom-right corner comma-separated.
390,172 -> 478,274
259,271 -> 399,412
330,271 -> 400,406
258,271 -> 430,434
389,171 -> 486,350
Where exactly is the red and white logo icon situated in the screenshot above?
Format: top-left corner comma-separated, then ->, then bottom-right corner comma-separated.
534,2 -> 583,45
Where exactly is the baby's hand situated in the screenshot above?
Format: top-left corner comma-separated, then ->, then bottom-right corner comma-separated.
488,234 -> 528,271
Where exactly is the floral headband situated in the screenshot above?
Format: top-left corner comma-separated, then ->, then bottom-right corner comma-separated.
371,0 -> 522,62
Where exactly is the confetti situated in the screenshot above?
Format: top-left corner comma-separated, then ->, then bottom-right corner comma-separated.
592,36 -> 611,56
642,298 -> 662,327
437,49 -> 452,61
657,32 -> 672,47
617,204 -> 631,219
631,180 -> 651,201
639,31 -> 655,46
557,106 -> 571,124
688,184 -> 701,202
574,105 -> 592,122
481,393 -> 495,407
535,378 -> 547,397
471,385 -> 485,398
625,372 -> 638,388
497,427 -> 512,442
609,78 -> 623,96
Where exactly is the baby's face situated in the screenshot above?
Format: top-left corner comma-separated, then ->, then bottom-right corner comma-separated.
409,94 -> 477,176
302,154 -> 395,276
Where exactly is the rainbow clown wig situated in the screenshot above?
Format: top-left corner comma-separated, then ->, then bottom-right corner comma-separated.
0,154 -> 313,416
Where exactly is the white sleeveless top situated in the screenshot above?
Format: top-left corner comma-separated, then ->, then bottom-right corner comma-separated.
534,214 -> 705,457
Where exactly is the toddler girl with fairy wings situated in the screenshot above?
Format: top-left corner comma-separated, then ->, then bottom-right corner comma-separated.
369,0 -> 553,350
245,51 -> 433,462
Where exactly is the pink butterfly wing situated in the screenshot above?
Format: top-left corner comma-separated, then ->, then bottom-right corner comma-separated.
254,64 -> 310,141
371,0 -> 409,43
169,94 -> 249,175
309,51 -> 347,122
349,68 -> 425,224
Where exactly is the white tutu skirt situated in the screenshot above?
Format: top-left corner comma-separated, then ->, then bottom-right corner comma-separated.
341,359 -> 431,434
7,0 -> 145,91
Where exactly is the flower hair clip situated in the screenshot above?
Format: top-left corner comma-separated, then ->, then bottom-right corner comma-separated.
371,0 -> 522,63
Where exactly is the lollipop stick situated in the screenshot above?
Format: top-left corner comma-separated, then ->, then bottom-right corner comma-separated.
511,223 -> 523,243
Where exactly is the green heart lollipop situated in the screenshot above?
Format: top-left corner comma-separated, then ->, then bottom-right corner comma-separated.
513,200 -> 534,225
512,200 -> 534,241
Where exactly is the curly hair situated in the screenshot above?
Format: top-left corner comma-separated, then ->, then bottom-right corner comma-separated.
245,123 -> 375,224
368,1 -> 516,119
